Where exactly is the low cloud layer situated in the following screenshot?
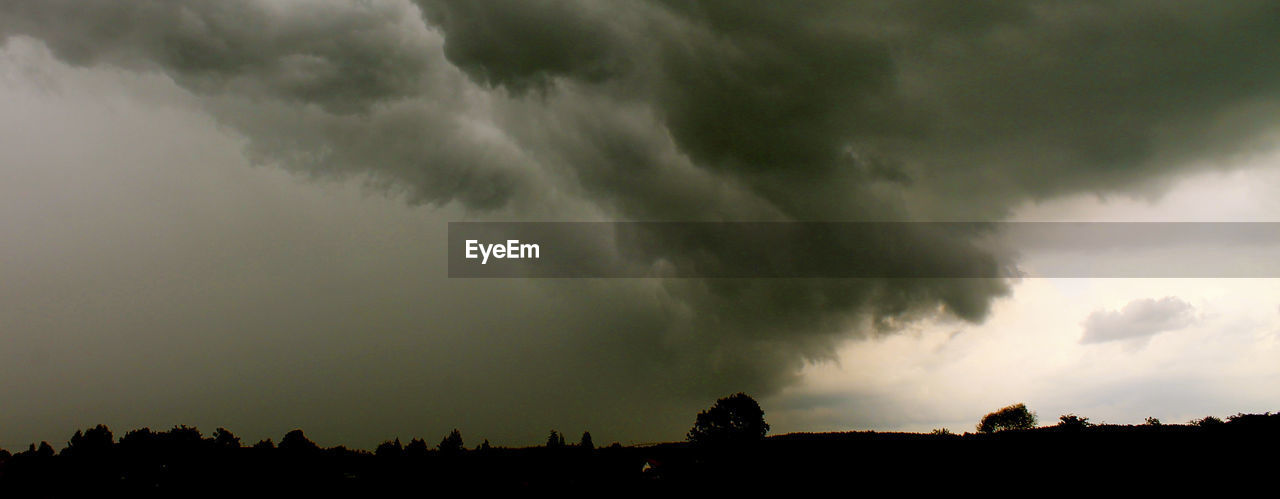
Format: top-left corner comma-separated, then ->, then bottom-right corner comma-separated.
1081,297 -> 1196,344
2,1 -> 1279,444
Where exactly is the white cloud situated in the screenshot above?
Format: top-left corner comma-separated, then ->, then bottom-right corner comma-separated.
1080,297 -> 1195,344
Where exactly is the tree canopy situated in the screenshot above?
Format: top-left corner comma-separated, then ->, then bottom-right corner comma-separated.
65,424 -> 113,456
977,403 -> 1038,433
280,429 -> 319,453
687,392 -> 770,445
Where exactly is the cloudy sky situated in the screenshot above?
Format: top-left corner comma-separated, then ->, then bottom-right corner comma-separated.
2,1 -> 1280,449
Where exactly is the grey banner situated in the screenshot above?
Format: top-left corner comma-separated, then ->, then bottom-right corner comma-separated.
447,222 -> 1280,278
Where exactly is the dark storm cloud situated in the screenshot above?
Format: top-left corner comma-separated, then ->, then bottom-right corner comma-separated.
4,0 -> 1279,441
421,0 -> 1280,216
7,0 -> 1279,233
1081,297 -> 1195,344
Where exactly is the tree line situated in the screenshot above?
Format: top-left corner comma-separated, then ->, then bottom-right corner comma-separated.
2,394 -> 1277,492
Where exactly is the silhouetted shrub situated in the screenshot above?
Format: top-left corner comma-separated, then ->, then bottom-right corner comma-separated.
1191,416 -> 1223,427
1057,414 -> 1092,431
1226,412 -> 1277,426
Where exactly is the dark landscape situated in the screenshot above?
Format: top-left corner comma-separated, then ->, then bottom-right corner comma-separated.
3,396 -> 1277,493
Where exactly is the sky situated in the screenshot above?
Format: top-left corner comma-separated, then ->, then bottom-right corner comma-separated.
2,1 -> 1280,449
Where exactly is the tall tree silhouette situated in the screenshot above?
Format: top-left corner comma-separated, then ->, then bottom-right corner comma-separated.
438,429 -> 464,455
546,430 -> 564,448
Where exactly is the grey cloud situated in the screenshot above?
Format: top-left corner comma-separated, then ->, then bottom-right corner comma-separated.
9,0 -> 1280,219
1,0 -> 533,211
417,0 -> 639,91
1081,297 -> 1195,344
0,0 -> 432,113
419,0 -> 1280,217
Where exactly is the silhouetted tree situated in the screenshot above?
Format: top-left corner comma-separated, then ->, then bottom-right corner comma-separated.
279,429 -> 319,453
687,393 -> 770,445
1144,417 -> 1162,426
212,427 -> 241,449
375,438 -> 403,458
546,430 -> 564,449
977,403 -> 1037,433
438,429 -> 463,455
404,438 -> 428,457
163,425 -> 205,451
64,424 -> 113,456
580,431 -> 594,450
252,438 -> 275,449
117,428 -> 157,458
36,441 -> 55,458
